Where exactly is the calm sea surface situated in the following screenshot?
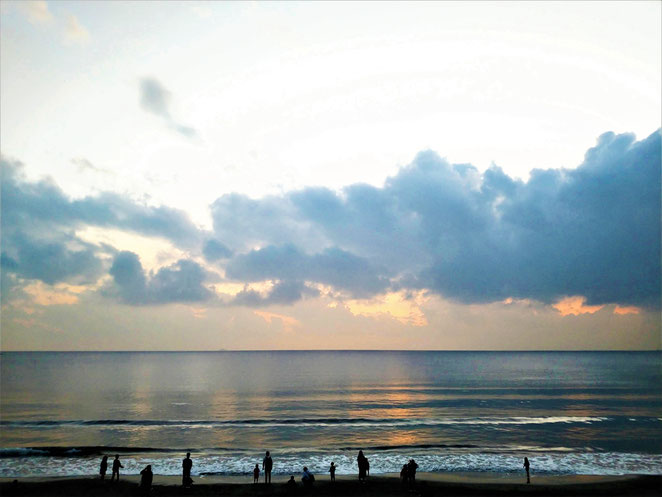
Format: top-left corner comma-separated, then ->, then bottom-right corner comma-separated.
1,351 -> 660,477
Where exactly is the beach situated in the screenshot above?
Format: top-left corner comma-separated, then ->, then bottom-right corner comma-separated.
1,473 -> 660,496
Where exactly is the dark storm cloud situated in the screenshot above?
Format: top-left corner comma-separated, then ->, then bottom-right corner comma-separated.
139,77 -> 198,138
212,130 -> 661,308
108,251 -> 214,304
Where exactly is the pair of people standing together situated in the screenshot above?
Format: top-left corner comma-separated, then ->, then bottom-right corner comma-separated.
99,455 -> 123,481
253,451 -> 273,483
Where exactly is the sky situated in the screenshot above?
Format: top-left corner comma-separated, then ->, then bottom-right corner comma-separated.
1,1 -> 660,351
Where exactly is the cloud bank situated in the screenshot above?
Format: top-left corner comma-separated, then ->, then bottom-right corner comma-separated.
210,129 -> 661,308
2,130 -> 659,310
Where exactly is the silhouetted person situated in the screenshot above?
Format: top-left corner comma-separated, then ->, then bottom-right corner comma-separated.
263,450 -> 273,483
99,455 -> 108,480
357,450 -> 368,482
329,462 -> 336,481
140,465 -> 153,495
111,455 -> 123,481
285,475 -> 297,494
182,452 -> 193,487
301,466 -> 314,488
407,459 -> 418,485
400,464 -> 409,485
366,457 -> 370,476
253,464 -> 260,483
524,457 -> 530,484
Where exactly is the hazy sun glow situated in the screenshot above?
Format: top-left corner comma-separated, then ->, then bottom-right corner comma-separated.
345,291 -> 429,327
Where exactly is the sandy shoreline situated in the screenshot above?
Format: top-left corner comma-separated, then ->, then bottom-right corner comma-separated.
1,473 -> 660,496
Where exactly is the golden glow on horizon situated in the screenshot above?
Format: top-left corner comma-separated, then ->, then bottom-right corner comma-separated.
22,282 -> 83,306
214,281 -> 276,299
345,291 -> 428,326
552,296 -> 644,317
188,306 -> 208,319
613,305 -> 641,315
254,310 -> 300,333
553,296 -> 604,316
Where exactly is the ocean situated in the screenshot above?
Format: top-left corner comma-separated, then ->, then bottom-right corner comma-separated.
0,351 -> 660,478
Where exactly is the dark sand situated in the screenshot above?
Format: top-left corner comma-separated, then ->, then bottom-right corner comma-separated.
1,473 -> 660,496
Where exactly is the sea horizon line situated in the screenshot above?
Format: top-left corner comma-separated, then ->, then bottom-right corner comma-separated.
1,349 -> 660,353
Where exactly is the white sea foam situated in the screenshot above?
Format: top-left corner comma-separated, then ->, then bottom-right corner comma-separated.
1,450 -> 660,478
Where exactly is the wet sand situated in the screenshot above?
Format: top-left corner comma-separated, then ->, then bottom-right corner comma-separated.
1,473 -> 660,496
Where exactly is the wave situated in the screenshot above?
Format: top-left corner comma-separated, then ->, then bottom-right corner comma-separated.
0,443 -> 490,458
0,415 -> 622,429
1,449 -> 661,477
0,447 -> 173,458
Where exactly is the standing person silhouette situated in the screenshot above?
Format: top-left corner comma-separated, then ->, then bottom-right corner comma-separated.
407,459 -> 418,486
182,452 -> 193,487
262,450 -> 273,483
329,462 -> 336,481
253,464 -> 260,483
139,465 -> 153,495
357,450 -> 368,482
110,454 -> 123,481
523,457 -> 530,484
99,455 -> 108,480
400,463 -> 409,485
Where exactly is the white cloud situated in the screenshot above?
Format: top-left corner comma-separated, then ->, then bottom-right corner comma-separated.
18,1 -> 53,24
63,14 -> 90,45
15,2 -> 90,45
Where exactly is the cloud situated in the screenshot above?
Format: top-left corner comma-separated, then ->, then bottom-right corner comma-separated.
139,77 -> 198,138
18,1 -> 53,24
253,310 -> 300,333
108,251 -> 214,305
202,239 -> 233,262
553,296 -> 604,317
229,280 -> 318,307
63,14 -> 90,45
71,157 -> 113,175
1,157 -> 202,249
2,130 -> 659,312
225,244 -> 389,298
210,193 -> 328,254
140,78 -> 171,118
1,157 -> 203,297
345,290 -> 429,327
210,130 -> 661,309
0,234 -> 104,286
15,2 -> 91,45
